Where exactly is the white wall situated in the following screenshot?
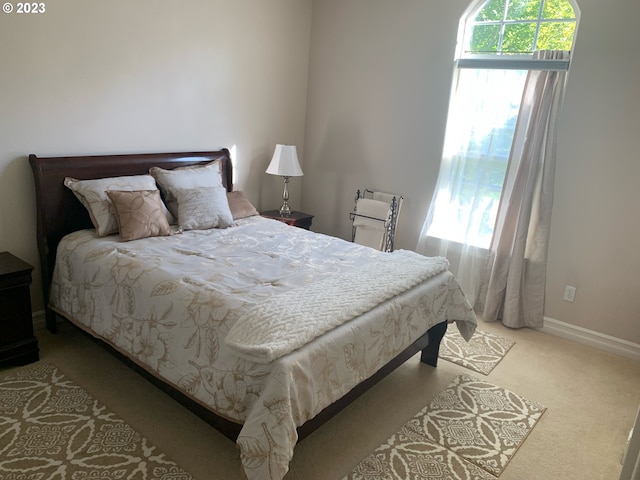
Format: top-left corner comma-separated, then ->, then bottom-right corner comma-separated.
544,0 -> 640,343
0,0 -> 312,311
303,0 -> 640,344
304,0 -> 466,244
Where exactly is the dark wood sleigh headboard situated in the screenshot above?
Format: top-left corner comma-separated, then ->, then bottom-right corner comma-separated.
29,149 -> 233,332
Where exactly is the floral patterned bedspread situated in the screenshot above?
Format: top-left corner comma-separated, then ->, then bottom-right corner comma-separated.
49,216 -> 477,480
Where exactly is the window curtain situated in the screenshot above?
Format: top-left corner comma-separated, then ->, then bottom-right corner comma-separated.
476,50 -> 569,328
418,50 -> 569,328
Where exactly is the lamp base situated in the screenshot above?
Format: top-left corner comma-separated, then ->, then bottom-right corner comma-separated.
279,176 -> 292,216
279,205 -> 292,216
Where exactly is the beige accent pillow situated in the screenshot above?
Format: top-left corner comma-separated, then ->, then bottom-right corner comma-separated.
149,160 -> 223,219
106,190 -> 172,241
174,186 -> 234,230
64,175 -> 162,236
227,191 -> 259,220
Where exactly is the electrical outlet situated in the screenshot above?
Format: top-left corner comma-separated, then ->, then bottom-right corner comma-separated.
563,285 -> 576,302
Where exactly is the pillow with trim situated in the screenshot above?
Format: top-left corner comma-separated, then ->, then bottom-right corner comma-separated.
64,174 -> 166,236
149,160 -> 223,219
106,189 -> 172,241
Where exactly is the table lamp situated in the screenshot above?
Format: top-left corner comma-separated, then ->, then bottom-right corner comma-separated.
266,144 -> 303,216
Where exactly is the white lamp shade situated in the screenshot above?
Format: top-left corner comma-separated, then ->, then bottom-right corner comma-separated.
266,144 -> 303,177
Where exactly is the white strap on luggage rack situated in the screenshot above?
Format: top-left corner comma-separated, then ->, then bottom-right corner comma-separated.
350,188 -> 403,252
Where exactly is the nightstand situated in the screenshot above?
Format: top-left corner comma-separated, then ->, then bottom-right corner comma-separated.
260,210 -> 314,230
0,252 -> 39,366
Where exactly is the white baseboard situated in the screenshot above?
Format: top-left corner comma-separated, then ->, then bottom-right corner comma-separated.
541,316 -> 640,362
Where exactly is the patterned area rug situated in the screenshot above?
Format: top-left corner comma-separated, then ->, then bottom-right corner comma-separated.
439,329 -> 515,375
344,374 -> 545,479
0,363 -> 195,479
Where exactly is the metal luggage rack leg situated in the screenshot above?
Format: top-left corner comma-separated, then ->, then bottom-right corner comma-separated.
350,189 -> 402,252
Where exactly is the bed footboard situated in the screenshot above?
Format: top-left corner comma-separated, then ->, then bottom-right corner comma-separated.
297,320 -> 448,440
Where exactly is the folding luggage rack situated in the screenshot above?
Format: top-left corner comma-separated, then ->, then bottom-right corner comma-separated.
350,188 -> 403,252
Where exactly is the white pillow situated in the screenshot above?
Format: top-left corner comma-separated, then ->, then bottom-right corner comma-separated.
174,186 -> 234,230
64,175 -> 166,236
149,160 -> 223,219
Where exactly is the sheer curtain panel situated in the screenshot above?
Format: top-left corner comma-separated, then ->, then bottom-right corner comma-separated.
417,68 -> 527,308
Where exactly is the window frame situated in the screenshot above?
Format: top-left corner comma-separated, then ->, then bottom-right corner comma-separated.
455,0 -> 580,68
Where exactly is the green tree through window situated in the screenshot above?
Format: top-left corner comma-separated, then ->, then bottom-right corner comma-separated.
465,0 -> 576,55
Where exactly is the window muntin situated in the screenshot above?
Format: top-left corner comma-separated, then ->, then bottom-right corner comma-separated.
462,0 -> 577,57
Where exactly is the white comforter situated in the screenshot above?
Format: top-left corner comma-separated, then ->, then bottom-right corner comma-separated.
50,216 -> 477,480
226,251 -> 450,363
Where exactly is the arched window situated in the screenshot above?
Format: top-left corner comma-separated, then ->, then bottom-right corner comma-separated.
461,0 -> 577,57
424,0 -> 579,248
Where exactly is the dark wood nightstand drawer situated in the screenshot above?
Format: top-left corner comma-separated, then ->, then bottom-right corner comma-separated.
260,210 -> 314,230
0,252 -> 39,366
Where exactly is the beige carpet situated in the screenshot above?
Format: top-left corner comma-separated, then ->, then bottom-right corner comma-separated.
344,374 -> 545,479
439,329 -> 515,375
0,362 -> 195,480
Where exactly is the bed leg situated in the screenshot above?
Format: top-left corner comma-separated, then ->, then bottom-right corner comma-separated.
420,321 -> 448,367
45,309 -> 57,333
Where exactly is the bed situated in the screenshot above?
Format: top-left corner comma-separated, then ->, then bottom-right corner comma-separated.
29,149 -> 477,480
